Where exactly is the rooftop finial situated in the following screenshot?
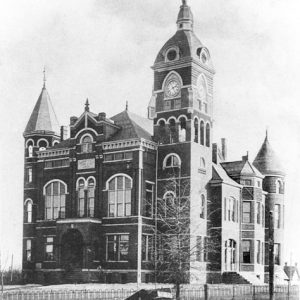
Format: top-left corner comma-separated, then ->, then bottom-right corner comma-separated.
85,98 -> 90,112
43,66 -> 46,88
265,127 -> 269,141
182,0 -> 187,5
126,101 -> 128,111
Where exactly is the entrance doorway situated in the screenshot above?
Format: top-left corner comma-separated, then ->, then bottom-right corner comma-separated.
61,229 -> 84,269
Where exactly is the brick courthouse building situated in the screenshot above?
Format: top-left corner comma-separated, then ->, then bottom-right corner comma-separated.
23,1 -> 286,284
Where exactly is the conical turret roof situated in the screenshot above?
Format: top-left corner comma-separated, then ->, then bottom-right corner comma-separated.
24,85 -> 60,136
253,133 -> 285,176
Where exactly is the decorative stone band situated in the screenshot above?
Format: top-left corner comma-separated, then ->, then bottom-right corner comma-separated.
38,148 -> 70,158
102,138 -> 157,151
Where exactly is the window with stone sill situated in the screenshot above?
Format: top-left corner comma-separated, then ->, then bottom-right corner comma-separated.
45,237 -> 54,261
106,234 -> 129,261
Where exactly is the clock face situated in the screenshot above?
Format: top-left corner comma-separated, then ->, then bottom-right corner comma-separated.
166,80 -> 180,97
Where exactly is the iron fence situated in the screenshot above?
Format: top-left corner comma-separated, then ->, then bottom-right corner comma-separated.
0,284 -> 299,300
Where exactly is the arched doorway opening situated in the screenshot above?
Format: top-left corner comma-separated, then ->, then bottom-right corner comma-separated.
61,229 -> 84,269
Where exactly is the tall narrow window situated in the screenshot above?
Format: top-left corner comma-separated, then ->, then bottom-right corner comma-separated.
196,236 -> 203,262
205,123 -> 210,147
87,178 -> 95,217
194,119 -> 199,143
26,239 -> 32,262
108,175 -> 132,217
242,202 -> 251,223
200,194 -> 205,219
25,200 -> 33,223
27,168 -> 32,183
256,240 -> 260,264
28,145 -> 33,157
81,135 -> 93,153
142,235 -> 153,261
256,202 -> 261,224
45,237 -> 54,261
169,119 -> 177,143
45,181 -> 66,220
77,179 -> 85,217
178,117 -> 186,142
242,240 -> 251,263
200,121 -> 205,145
145,182 -> 154,217
164,191 -> 175,218
262,204 -> 265,226
274,204 -> 280,229
274,243 -> 280,265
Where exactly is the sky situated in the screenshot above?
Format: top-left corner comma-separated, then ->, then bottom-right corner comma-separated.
0,0 -> 300,269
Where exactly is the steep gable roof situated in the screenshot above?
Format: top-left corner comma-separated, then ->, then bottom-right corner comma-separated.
221,159 -> 264,178
110,110 -> 153,141
24,86 -> 59,136
211,163 -> 242,188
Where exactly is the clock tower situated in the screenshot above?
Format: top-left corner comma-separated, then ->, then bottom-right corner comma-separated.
151,0 -> 215,282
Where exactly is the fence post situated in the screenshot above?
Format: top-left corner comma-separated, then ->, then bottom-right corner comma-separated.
204,284 -> 208,300
252,285 -> 255,300
232,285 -> 235,300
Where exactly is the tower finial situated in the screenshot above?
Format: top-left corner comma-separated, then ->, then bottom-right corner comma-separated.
182,0 -> 187,5
43,66 -> 46,88
126,101 -> 128,111
85,98 -> 90,112
265,127 -> 269,141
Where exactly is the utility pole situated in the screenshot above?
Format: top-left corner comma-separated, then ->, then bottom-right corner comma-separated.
269,211 -> 274,300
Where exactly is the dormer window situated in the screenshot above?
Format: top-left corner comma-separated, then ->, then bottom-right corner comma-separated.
165,47 -> 179,62
81,135 -> 93,153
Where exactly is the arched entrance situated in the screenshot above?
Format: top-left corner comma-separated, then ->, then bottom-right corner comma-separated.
61,229 -> 84,269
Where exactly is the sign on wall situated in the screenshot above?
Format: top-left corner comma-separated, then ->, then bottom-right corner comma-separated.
78,158 -> 95,170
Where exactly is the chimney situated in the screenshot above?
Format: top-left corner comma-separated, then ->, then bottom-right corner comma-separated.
242,151 -> 249,162
60,126 -> 68,141
212,143 -> 218,164
70,116 -> 78,126
221,138 -> 227,161
98,112 -> 106,120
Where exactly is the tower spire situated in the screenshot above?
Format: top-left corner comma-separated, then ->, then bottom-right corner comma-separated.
85,98 -> 90,112
126,101 -> 128,111
43,67 -> 46,88
177,0 -> 193,31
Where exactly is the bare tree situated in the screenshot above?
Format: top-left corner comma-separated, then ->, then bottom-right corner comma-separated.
152,175 -> 220,300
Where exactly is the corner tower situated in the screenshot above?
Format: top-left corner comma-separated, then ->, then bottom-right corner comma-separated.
22,72 -> 60,280
152,1 -> 215,283
253,132 -> 285,281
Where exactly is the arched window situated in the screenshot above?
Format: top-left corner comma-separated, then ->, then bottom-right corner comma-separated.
194,119 -> 199,143
276,180 -> 284,194
163,154 -> 181,169
25,199 -> 33,223
169,119 -> 176,143
81,135 -> 93,153
200,121 -> 205,145
77,179 -> 85,217
44,181 -> 66,220
38,139 -> 48,151
178,117 -> 186,142
200,157 -> 206,169
108,175 -> 132,217
205,123 -> 210,147
200,194 -> 206,219
158,119 -> 166,144
87,178 -> 95,217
